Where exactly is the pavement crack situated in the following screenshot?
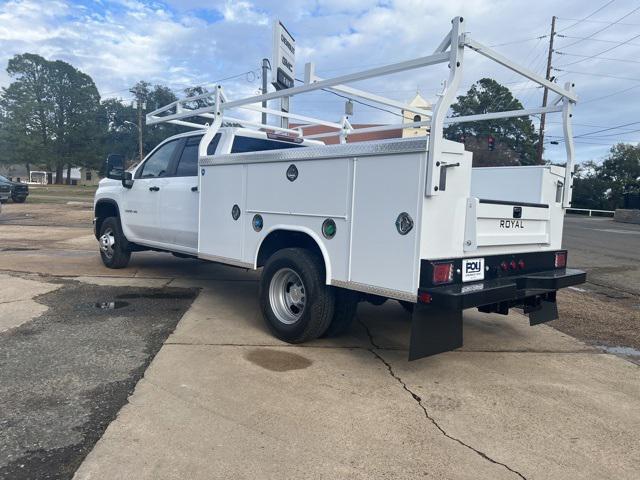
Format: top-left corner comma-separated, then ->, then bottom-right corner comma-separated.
357,317 -> 527,480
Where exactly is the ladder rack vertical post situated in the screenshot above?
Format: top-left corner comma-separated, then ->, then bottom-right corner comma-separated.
562,81 -> 576,209
426,16 -> 464,197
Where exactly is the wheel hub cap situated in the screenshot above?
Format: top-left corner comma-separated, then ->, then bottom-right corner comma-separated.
269,268 -> 306,325
99,229 -> 115,259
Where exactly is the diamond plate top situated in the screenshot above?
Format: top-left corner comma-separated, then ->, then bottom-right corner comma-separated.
199,137 -> 431,166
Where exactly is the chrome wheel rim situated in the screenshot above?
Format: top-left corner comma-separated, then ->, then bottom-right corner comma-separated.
99,228 -> 115,259
269,268 -> 306,325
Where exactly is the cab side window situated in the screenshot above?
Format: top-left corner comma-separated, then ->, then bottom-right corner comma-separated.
138,140 -> 179,179
175,134 -> 221,177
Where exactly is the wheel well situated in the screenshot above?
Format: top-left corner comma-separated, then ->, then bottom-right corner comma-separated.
257,230 -> 327,277
94,200 -> 119,239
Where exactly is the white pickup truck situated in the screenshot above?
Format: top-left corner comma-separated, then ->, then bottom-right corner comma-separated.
94,17 -> 585,359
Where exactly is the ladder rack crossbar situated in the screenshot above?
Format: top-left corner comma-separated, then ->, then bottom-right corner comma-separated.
145,16 -> 577,204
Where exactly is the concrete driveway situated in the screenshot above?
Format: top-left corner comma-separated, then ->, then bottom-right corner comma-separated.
70,275 -> 639,479
1,204 -> 639,479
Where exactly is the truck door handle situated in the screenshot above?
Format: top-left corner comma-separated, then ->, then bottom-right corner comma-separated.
191,186 -> 198,192
149,186 -> 160,192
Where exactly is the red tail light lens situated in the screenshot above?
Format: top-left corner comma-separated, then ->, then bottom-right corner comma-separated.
432,262 -> 454,285
418,292 -> 432,304
555,252 -> 567,268
500,261 -> 508,271
509,260 -> 517,270
518,259 -> 526,270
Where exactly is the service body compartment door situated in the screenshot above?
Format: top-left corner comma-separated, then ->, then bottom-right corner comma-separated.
349,153 -> 422,296
198,164 -> 246,262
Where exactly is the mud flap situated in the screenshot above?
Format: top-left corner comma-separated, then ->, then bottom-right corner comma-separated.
409,303 -> 463,361
528,299 -> 558,326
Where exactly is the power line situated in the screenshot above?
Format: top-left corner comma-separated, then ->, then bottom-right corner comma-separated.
555,51 -> 640,64
574,120 -> 640,138
557,34 -> 640,48
99,69 -> 259,101
580,83 -> 640,104
559,5 -> 640,49
556,32 -> 640,67
553,68 -> 640,82
556,0 -> 617,33
489,35 -> 548,48
294,78 -> 403,118
556,16 -> 640,27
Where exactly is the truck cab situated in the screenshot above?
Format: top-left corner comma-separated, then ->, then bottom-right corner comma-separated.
94,128 -> 321,262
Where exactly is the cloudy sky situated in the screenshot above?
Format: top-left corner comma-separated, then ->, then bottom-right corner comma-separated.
0,0 -> 638,164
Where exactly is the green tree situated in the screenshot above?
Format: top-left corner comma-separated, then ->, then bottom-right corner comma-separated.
571,144 -> 640,209
444,78 -> 539,166
0,53 -> 102,183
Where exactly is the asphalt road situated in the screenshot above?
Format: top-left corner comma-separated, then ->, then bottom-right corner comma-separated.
563,215 -> 640,295
0,277 -> 196,479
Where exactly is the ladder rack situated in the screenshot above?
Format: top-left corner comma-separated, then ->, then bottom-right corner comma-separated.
146,16 -> 577,207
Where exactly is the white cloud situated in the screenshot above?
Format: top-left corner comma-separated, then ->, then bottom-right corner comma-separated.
0,0 -> 638,163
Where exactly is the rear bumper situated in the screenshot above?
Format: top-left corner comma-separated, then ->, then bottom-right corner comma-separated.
419,268 -> 586,310
408,267 -> 586,361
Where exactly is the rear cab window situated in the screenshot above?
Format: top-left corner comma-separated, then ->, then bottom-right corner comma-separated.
175,134 -> 221,177
231,136 -> 306,153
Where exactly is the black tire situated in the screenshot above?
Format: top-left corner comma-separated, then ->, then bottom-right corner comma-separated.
12,196 -> 26,203
98,216 -> 131,269
323,288 -> 359,337
259,247 -> 335,343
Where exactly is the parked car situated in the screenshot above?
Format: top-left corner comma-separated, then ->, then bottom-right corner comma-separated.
0,182 -> 10,203
0,175 -> 29,203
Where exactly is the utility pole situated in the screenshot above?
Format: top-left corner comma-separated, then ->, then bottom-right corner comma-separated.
261,58 -> 270,126
130,82 -> 148,162
136,97 -> 144,162
537,15 -> 556,164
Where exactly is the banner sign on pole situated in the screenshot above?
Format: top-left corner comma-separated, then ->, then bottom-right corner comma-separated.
272,20 -> 295,90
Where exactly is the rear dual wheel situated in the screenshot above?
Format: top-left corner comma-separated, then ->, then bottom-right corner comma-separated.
259,248 -> 359,343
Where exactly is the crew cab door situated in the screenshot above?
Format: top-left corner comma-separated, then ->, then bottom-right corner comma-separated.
121,139 -> 180,244
158,134 -> 221,252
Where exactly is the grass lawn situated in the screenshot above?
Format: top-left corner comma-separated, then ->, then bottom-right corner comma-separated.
26,184 -> 98,203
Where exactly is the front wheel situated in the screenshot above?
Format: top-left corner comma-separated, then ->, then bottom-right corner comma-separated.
98,217 -> 131,269
12,196 -> 26,203
259,248 -> 335,343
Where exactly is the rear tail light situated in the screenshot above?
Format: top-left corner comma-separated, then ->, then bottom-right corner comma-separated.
432,262 -> 454,285
500,261 -> 508,271
555,252 -> 567,268
418,292 -> 432,304
509,260 -> 517,270
518,259 -> 526,270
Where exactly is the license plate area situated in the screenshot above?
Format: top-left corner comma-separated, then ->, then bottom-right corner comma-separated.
462,258 -> 485,282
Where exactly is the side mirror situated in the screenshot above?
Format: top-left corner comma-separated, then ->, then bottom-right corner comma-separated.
122,172 -> 134,189
106,154 -> 124,180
